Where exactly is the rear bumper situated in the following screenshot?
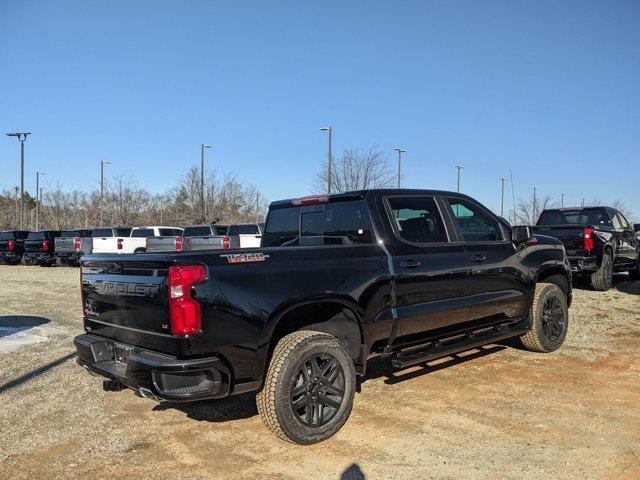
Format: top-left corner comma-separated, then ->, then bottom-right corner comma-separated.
23,252 -> 55,265
74,334 -> 232,402
55,251 -> 83,264
567,255 -> 598,272
0,251 -> 21,260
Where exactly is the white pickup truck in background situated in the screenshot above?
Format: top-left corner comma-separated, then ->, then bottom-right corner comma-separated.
92,226 -> 183,254
228,223 -> 264,249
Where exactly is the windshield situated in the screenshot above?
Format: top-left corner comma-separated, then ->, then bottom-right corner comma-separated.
0,232 -> 15,241
27,231 -> 47,240
537,209 -> 611,226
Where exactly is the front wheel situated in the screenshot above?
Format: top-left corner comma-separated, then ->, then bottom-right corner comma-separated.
256,331 -> 356,444
520,283 -> 569,353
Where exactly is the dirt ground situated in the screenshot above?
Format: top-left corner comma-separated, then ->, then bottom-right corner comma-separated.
0,265 -> 639,480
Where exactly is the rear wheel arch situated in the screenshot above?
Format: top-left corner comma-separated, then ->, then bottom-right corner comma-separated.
267,300 -> 364,366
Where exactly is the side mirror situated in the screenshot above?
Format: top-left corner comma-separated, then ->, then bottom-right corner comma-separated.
634,224 -> 640,233
511,225 -> 533,243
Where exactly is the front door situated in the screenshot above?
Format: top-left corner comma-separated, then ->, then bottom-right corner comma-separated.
442,197 -> 530,324
382,195 -> 471,343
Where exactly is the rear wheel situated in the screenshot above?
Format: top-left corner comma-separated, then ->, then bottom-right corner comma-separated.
520,283 -> 569,353
256,330 -> 356,444
590,252 -> 613,291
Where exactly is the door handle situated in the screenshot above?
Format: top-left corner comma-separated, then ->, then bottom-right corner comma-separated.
471,254 -> 486,263
400,259 -> 421,268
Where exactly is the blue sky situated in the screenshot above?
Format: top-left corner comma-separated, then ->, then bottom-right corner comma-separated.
1,0 -> 639,218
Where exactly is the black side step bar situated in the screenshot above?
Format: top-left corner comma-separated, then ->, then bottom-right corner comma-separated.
391,324 -> 528,369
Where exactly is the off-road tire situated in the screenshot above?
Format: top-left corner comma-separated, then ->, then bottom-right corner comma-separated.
256,330 -> 356,445
590,252 -> 613,291
520,283 -> 569,353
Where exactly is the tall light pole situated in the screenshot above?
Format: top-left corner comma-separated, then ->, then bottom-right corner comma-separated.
320,127 -> 332,194
499,177 -> 507,217
6,132 -> 31,229
394,148 -> 406,188
561,192 -> 565,208
36,171 -> 45,230
100,160 -> 111,227
533,186 -> 538,222
454,165 -> 463,192
200,144 -> 211,221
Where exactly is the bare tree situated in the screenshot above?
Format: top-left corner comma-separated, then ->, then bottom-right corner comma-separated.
515,194 -> 556,225
313,146 -> 395,194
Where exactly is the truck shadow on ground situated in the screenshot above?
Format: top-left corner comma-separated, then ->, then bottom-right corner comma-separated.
0,315 -> 50,338
157,344 -> 507,423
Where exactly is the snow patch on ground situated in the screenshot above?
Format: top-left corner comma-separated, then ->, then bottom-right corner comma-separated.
0,325 -> 69,353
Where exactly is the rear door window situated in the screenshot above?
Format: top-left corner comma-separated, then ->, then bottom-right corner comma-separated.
0,232 -> 15,241
386,196 -> 448,244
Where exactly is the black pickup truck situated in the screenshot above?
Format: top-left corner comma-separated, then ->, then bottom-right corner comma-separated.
23,230 -> 62,266
534,207 -> 639,290
75,189 -> 572,444
0,230 -> 29,265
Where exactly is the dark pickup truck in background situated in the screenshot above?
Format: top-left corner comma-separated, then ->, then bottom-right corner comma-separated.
23,230 -> 62,266
0,230 -> 29,265
75,189 -> 572,444
55,229 -> 93,266
534,207 -> 639,290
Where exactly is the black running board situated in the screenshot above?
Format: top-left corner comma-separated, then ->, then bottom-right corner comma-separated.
391,324 -> 528,369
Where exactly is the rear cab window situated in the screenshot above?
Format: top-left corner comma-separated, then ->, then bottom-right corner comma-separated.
131,229 -> 154,238
262,200 -> 374,247
537,209 -> 611,227
184,226 -> 212,236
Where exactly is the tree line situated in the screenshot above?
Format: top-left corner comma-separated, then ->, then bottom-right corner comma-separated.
0,165 -> 268,231
0,150 -> 635,231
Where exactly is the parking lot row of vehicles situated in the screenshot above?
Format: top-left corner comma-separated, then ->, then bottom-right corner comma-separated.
73,189 -> 640,444
0,223 -> 264,266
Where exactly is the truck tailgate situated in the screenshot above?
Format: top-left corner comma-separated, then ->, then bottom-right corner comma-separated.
189,236 -> 225,250
92,237 -> 119,253
146,237 -> 184,252
534,226 -> 585,253
82,257 -> 178,353
55,237 -> 77,253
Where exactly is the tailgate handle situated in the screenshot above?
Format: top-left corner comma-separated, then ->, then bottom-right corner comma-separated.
400,259 -> 421,268
471,254 -> 487,263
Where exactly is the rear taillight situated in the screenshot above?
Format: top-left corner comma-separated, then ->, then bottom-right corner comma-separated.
117,238 -> 123,250
176,236 -> 184,251
41,240 -> 50,252
222,236 -> 230,250
583,227 -> 595,253
168,265 -> 206,336
7,240 -> 15,251
73,237 -> 81,250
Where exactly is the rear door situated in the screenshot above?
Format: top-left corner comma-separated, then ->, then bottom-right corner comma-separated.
381,195 -> 471,342
442,197 -> 530,323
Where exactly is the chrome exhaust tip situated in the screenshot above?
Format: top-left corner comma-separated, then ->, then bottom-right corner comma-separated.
137,387 -> 161,402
